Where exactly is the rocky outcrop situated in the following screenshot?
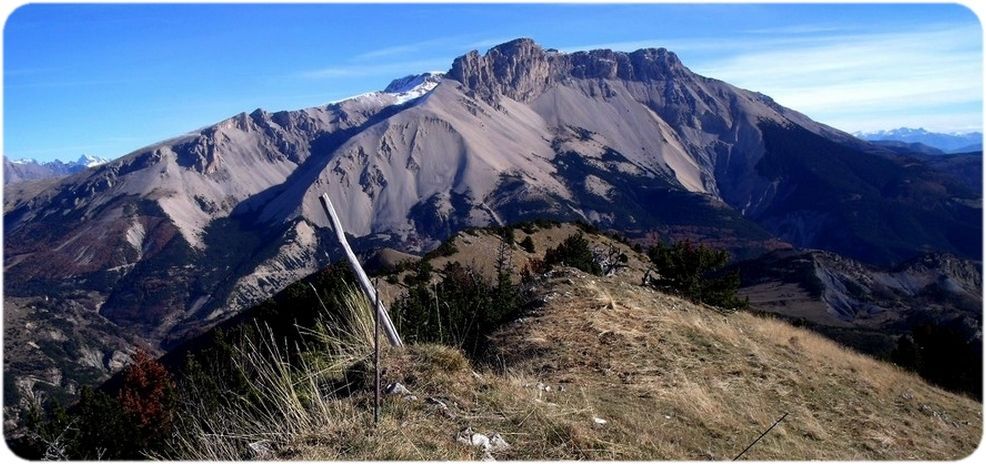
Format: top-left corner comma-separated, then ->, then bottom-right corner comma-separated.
448,38 -> 690,104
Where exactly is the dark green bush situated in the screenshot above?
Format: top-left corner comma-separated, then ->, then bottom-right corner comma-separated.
646,240 -> 747,309
391,260 -> 523,357
18,375 -> 171,459
499,227 -> 516,245
519,236 -> 536,253
892,323 -> 982,400
423,237 -> 459,259
543,233 -> 602,275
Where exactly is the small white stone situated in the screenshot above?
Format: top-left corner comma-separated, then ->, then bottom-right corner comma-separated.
471,433 -> 491,449
385,382 -> 410,396
489,433 -> 511,452
593,416 -> 608,425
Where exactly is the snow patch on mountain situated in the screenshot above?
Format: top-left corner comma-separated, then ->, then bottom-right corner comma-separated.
332,72 -> 444,107
584,174 -> 614,200
77,154 -> 109,167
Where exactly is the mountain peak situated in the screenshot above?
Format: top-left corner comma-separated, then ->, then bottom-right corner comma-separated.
487,37 -> 541,54
383,72 -> 444,94
448,37 -> 689,103
855,127 -> 983,153
77,154 -> 109,167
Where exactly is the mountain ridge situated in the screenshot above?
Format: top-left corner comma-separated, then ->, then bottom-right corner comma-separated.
3,155 -> 110,185
855,127 -> 983,153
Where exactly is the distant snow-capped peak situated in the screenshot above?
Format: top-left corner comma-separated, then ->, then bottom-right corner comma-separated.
5,154 -> 109,168
854,127 -> 982,153
77,154 -> 109,167
855,127 -> 981,138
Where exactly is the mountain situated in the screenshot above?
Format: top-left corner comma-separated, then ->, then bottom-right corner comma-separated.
855,128 -> 983,154
3,155 -> 110,185
866,139 -> 945,156
735,250 -> 980,346
850,140 -> 981,194
913,152 -> 983,193
3,38 -> 981,399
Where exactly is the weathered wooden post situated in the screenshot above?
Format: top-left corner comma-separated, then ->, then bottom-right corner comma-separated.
373,277 -> 381,425
319,192 -> 404,347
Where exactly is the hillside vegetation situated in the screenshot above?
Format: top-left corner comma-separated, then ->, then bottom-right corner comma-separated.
15,223 -> 982,460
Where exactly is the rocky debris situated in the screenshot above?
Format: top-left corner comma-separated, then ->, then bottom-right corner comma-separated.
456,427 -> 510,456
489,433 -> 511,452
525,381 -> 563,397
426,396 -> 455,418
457,427 -> 490,449
107,350 -> 131,372
384,382 -> 411,396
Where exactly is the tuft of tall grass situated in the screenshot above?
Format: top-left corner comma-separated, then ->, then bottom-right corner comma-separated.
166,284 -> 377,460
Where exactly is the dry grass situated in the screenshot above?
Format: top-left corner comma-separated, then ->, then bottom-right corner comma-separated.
489,269 -> 983,460
171,262 -> 982,460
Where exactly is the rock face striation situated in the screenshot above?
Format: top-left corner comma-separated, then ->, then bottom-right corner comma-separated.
448,39 -> 691,103
4,38 -> 981,399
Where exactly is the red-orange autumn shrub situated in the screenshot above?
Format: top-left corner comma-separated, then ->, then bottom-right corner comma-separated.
118,349 -> 175,435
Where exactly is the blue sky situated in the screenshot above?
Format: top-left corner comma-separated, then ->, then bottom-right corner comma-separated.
3,3 -> 982,162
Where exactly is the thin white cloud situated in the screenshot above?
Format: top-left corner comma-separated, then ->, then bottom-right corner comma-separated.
690,24 -> 982,132
297,58 -> 451,79
353,37 -> 455,61
742,24 -> 854,35
353,35 -> 510,61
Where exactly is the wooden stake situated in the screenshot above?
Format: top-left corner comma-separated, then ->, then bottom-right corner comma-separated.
373,278 -> 381,426
319,193 -> 403,347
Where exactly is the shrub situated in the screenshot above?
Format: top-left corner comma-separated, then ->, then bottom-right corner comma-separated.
72,387 -> 142,459
543,233 -> 602,275
119,349 -> 175,437
645,240 -> 747,310
519,236 -> 536,253
574,221 -> 602,235
18,353 -> 175,460
391,260 -> 524,357
424,237 -> 459,259
499,227 -> 516,245
892,323 -> 982,399
403,261 -> 433,287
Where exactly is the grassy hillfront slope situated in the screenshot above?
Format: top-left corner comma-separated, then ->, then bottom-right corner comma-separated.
190,273 -> 980,459
160,223 -> 981,460
487,268 -> 981,459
